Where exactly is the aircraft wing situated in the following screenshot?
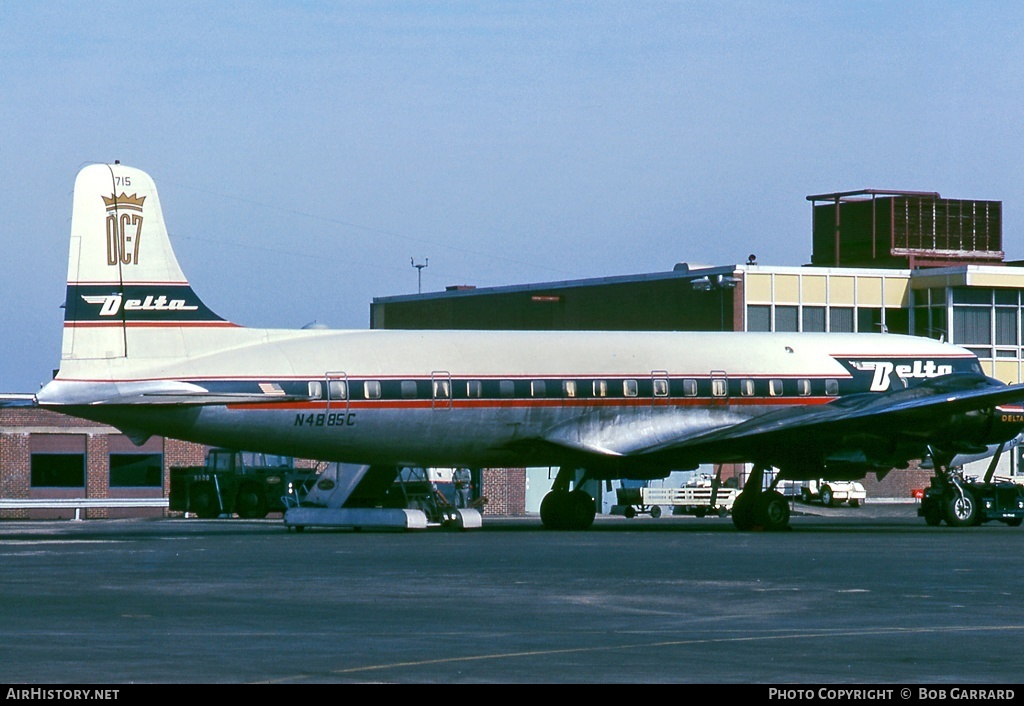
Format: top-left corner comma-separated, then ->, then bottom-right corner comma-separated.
543,373 -> 1024,466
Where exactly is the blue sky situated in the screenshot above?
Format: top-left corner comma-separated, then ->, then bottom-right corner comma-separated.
2,2 -> 1023,391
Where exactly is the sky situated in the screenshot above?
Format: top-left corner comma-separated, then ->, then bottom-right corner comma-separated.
2,1 -> 1023,393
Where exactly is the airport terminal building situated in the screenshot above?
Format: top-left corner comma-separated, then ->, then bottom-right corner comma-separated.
4,188 -> 1024,518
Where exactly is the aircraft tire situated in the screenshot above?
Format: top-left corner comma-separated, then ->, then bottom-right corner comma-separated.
540,490 -> 570,530
731,492 -> 756,531
944,491 -> 978,527
756,490 -> 790,531
568,489 -> 596,530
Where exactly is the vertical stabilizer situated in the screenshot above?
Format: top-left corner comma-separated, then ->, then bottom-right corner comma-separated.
61,163 -> 232,366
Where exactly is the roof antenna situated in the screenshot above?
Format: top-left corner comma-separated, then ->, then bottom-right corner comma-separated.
411,257 -> 428,294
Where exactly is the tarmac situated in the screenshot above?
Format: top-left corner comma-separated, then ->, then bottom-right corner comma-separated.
1,498 -> 1022,685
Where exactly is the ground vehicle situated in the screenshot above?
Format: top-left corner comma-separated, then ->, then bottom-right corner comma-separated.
169,449 -> 316,519
918,472 -> 1024,527
614,475 -> 737,519
799,479 -> 866,507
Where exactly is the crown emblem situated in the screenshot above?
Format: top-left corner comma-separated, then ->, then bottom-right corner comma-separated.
101,193 -> 146,211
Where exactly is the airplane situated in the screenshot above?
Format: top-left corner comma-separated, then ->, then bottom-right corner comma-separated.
23,162 -> 1024,531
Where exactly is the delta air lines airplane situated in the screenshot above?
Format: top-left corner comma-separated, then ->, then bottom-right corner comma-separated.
24,163 -> 1024,530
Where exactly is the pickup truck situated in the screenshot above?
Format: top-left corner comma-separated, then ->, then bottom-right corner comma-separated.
799,479 -> 866,508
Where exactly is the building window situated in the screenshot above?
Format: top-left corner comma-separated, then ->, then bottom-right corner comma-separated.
996,308 -> 1017,346
110,453 -> 163,487
858,307 -> 882,333
747,305 -> 771,332
953,308 -> 991,345
775,306 -> 798,332
830,307 -> 854,332
31,454 -> 85,488
803,306 -> 826,332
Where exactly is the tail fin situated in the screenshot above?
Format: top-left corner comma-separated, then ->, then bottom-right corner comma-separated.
61,163 -> 234,366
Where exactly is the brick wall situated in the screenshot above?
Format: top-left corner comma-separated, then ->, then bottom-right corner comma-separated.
0,432 -> 30,519
481,467 -> 527,516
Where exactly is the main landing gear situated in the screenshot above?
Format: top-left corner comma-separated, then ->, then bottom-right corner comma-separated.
540,467 -> 597,531
731,464 -> 790,532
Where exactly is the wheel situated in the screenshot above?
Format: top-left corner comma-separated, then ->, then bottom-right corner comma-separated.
567,489 -> 596,530
731,492 -> 756,531
623,506 -> 636,519
922,502 -> 942,526
650,505 -> 662,519
717,506 -> 729,518
540,490 -> 568,529
755,491 -> 790,531
1005,518 -> 1023,527
235,483 -> 268,519
820,486 -> 834,507
800,488 -> 811,504
944,491 -> 977,527
189,482 -> 221,519
694,507 -> 707,518
848,498 -> 860,508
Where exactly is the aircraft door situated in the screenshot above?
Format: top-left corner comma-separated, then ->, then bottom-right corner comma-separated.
651,370 -> 670,406
325,371 -> 350,414
432,371 -> 452,410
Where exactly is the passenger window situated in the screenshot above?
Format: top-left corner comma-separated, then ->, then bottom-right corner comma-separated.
531,380 -> 546,397
711,379 -> 727,397
328,380 -> 347,400
466,380 -> 482,398
623,380 -> 638,397
499,380 -> 515,398
364,380 -> 381,399
769,379 -> 784,396
401,381 -> 417,399
593,380 -> 608,397
739,379 -> 754,396
308,381 -> 322,400
562,380 -> 577,397
797,379 -> 811,396
682,379 -> 698,397
653,378 -> 669,397
433,380 -> 450,399
825,379 -> 839,396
